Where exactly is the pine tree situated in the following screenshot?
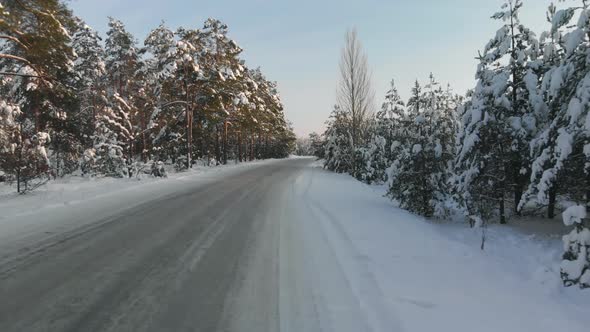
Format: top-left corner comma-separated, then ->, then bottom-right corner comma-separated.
388,76 -> 457,217
72,21 -> 107,148
1,8 -> 294,188
522,1 -> 590,218
142,22 -> 178,163
0,100 -> 54,191
143,22 -> 178,84
105,18 -> 140,97
169,26 -> 202,168
196,18 -> 245,164
454,0 -> 539,224
355,126 -> 387,184
355,80 -> 406,184
324,105 -> 353,173
90,93 -> 134,177
0,0 -> 79,182
380,79 -> 407,159
561,205 -> 590,288
102,18 -> 144,173
308,132 -> 325,159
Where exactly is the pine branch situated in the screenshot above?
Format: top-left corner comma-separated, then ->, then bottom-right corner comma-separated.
0,53 -> 47,81
0,71 -> 44,78
0,34 -> 29,50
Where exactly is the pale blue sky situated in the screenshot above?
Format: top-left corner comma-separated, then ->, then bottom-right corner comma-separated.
70,0 -> 551,136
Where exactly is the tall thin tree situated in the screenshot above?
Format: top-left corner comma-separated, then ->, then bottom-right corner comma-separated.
337,28 -> 375,168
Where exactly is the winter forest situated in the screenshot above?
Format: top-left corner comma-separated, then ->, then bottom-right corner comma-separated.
1,0 -> 589,292
0,0 -> 296,192
296,0 -> 590,289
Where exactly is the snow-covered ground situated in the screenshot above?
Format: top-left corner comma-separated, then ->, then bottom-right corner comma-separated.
290,163 -> 589,332
0,159 -> 278,258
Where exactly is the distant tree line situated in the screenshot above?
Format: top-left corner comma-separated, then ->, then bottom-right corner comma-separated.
0,0 -> 295,192
312,0 -> 590,289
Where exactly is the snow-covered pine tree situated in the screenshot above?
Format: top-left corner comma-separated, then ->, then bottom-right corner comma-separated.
382,79 -> 409,154
0,101 -> 21,153
142,22 -> 179,163
143,22 -> 178,84
230,67 -> 257,162
196,18 -> 245,164
0,100 -> 53,191
242,67 -> 294,160
0,0 -> 79,184
0,100 -> 25,188
105,18 -> 140,97
72,21 -> 107,148
388,81 -> 422,203
454,0 -> 540,224
324,105 -> 353,173
102,18 -> 144,173
355,123 -> 387,184
167,26 -> 202,168
561,205 -> 590,288
91,93 -> 134,177
262,78 -> 294,159
308,132 -> 325,159
514,4 -> 564,217
522,1 -> 590,218
356,80 -> 406,184
454,58 -> 506,223
388,75 -> 457,217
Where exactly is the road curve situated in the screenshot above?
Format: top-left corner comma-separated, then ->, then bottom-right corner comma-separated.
0,158 -> 314,332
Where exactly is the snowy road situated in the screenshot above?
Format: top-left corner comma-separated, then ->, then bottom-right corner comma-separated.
1,158 -> 588,332
0,158 -> 394,332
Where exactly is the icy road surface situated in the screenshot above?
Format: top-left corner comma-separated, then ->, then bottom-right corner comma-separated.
0,158 -> 393,332
0,158 -> 587,332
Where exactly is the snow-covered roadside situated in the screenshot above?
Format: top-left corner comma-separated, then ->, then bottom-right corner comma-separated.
0,159 -> 281,257
296,164 -> 589,332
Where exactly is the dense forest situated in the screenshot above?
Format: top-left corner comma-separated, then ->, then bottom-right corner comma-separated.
308,0 -> 590,289
1,0 -> 588,289
0,0 -> 296,192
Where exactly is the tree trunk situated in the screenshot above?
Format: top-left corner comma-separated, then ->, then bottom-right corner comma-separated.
215,126 -> 221,164
548,183 -> 557,219
223,121 -> 228,165
257,132 -> 262,159
250,134 -> 254,161
141,110 -> 148,162
184,76 -> 193,169
499,194 -> 506,224
265,134 -> 269,158
16,126 -> 23,193
200,118 -> 206,162
34,106 -> 40,133
16,166 -> 20,193
56,145 -> 60,178
514,185 -> 523,216
238,131 -> 242,162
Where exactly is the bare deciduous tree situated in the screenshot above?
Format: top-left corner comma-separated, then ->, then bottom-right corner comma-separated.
337,28 -> 375,153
